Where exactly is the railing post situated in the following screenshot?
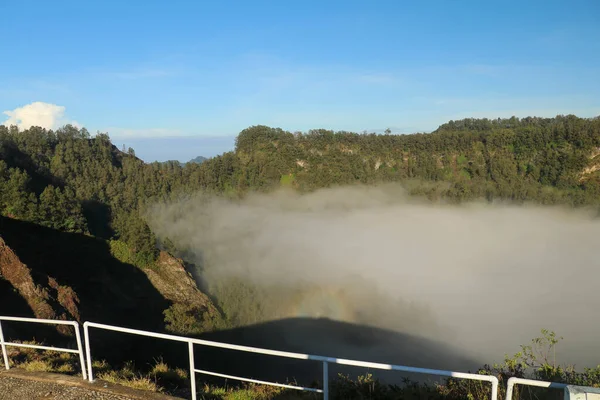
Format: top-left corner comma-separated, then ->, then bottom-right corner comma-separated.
188,342 -> 197,400
491,376 -> 498,400
322,361 -> 329,400
73,324 -> 87,380
83,322 -> 94,382
0,321 -> 9,370
505,377 -> 516,400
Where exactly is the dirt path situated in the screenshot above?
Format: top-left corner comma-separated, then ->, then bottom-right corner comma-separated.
0,370 -> 184,400
0,374 -> 130,399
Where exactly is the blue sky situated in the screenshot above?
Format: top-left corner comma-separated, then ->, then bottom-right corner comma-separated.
1,0 -> 599,162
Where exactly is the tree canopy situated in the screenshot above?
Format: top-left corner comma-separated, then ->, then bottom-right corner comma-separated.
1,114 -> 599,262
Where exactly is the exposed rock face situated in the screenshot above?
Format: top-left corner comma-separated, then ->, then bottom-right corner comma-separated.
0,213 -> 223,349
579,147 -> 600,182
143,251 -> 217,312
142,251 -> 223,335
0,218 -> 221,338
0,237 -> 79,334
47,277 -> 81,322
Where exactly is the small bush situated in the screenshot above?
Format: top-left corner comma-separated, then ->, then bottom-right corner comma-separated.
2,340 -> 81,374
99,369 -> 161,392
109,239 -> 157,270
22,360 -> 53,372
4,331 -> 600,399
163,303 -> 225,335
56,363 -> 75,373
197,382 -> 313,400
91,358 -> 196,396
150,358 -> 188,386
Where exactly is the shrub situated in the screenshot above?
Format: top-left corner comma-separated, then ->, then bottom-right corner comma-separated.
163,303 -> 224,335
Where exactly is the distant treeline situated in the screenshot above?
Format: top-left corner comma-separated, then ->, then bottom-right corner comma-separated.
1,114 -> 599,263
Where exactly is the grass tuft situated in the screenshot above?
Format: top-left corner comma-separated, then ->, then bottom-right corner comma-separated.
3,331 -> 600,399
98,370 -> 161,392
22,360 -> 53,372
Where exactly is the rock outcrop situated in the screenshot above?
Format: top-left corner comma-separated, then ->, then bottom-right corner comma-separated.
0,216 -> 221,338
0,237 -> 79,334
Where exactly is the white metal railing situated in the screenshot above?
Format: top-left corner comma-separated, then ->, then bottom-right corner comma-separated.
8,315 -> 600,400
505,377 -> 567,400
84,321 -> 324,399
504,377 -> 600,400
0,316 -> 87,379
83,321 -> 498,400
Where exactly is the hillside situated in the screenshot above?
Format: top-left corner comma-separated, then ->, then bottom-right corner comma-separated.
1,115 -> 599,334
1,116 -> 600,398
226,115 -> 600,203
187,155 -> 207,164
0,235 -> 76,325
0,215 -> 221,341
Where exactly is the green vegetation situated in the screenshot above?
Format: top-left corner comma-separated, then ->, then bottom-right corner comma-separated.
2,115 -> 600,397
197,383 -> 311,400
163,302 -> 227,335
3,331 -> 599,399
92,359 -> 189,393
109,239 -> 156,270
0,340 -> 80,375
2,115 -> 599,267
280,173 -> 296,188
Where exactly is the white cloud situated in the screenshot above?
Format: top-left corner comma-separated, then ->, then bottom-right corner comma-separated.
1,101 -> 78,130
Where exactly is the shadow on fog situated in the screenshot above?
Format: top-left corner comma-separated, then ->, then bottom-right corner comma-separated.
192,317 -> 482,387
85,316 -> 481,388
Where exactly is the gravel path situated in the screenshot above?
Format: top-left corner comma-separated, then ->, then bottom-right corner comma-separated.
0,374 -> 133,399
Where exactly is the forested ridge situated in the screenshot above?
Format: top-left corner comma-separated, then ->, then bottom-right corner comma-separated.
1,114 -> 599,264
2,115 -> 600,399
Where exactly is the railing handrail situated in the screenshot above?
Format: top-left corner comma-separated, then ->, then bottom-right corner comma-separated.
504,377 -> 600,400
83,321 -> 496,380
0,316 -> 81,326
83,320 -> 498,400
0,316 -> 87,380
84,321 -> 314,359
7,315 -> 600,400
505,376 -> 567,400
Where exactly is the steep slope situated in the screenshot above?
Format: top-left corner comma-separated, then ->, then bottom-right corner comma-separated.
2,117 -> 599,276
0,216 -> 221,334
145,252 -> 214,309
142,251 -> 223,334
579,147 -> 600,182
225,116 -> 600,200
0,237 -> 78,324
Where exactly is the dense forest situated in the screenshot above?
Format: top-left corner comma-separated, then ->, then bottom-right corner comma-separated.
1,115 -> 600,399
1,115 -> 599,267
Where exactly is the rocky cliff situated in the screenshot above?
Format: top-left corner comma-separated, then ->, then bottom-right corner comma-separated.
0,216 -> 220,338
0,237 -> 79,330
